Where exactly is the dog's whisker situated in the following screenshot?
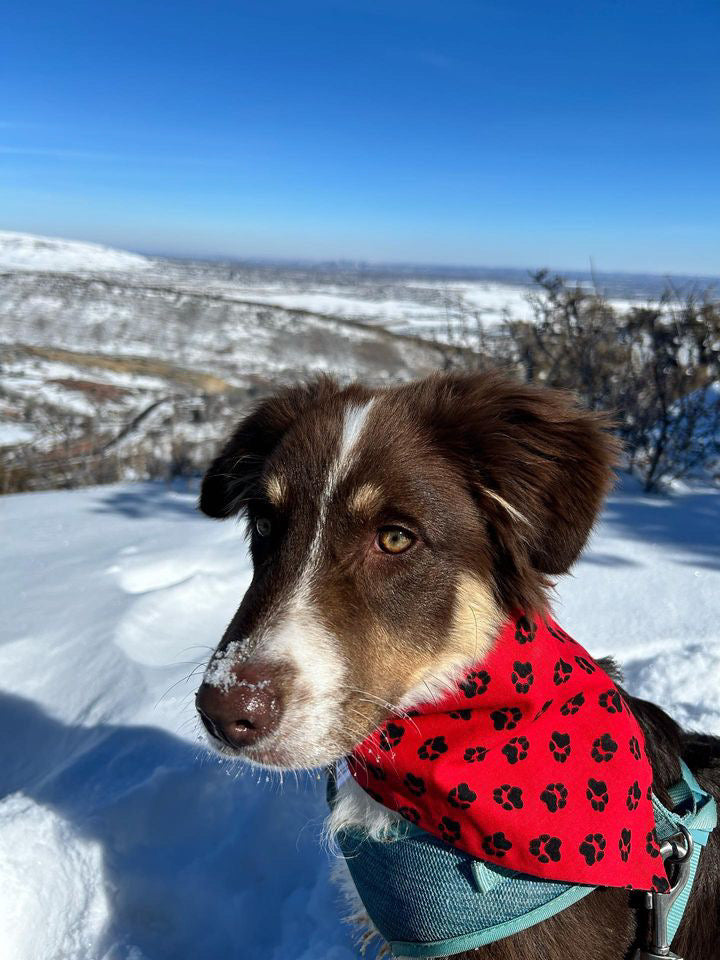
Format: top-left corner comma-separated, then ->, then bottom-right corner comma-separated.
349,688 -> 421,733
348,706 -> 380,737
155,664 -> 207,708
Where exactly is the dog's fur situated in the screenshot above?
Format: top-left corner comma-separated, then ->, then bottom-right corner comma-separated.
196,372 -> 720,959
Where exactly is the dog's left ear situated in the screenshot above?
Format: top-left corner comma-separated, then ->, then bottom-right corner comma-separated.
200,377 -> 338,519
429,372 -> 620,578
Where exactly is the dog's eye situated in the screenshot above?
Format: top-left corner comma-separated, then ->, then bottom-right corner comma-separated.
377,526 -> 415,554
255,517 -> 272,537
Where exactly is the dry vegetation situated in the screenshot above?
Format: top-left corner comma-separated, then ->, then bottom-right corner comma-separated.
440,272 -> 720,491
2,273 -> 718,496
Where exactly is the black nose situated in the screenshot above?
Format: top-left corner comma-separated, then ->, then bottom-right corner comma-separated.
195,667 -> 281,749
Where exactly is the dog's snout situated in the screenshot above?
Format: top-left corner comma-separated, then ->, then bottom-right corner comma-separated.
196,667 -> 281,749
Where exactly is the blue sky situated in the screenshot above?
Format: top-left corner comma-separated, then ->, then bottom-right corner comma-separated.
1,0 -> 719,274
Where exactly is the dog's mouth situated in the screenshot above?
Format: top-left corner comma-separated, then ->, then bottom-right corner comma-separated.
193,640 -> 489,771
197,721 -> 356,771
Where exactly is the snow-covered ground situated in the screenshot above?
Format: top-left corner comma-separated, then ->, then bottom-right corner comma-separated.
2,475 -> 719,960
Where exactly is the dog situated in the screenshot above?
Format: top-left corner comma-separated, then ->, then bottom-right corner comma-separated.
195,372 -> 720,959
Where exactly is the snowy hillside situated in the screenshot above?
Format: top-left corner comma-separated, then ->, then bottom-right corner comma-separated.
1,476 -> 719,960
0,233 -> 451,494
5,231 -> 713,496
0,231 -> 152,274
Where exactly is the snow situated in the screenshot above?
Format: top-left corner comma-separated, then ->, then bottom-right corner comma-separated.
0,422 -> 34,446
0,231 -> 151,274
2,475 -> 719,959
205,640 -> 248,690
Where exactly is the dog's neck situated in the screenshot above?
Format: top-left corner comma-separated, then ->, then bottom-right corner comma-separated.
325,762 -> 403,843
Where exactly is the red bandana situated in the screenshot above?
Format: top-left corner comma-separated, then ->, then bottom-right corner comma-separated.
349,614 -> 667,891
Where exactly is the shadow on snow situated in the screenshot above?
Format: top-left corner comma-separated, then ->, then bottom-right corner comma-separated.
0,691 -> 343,960
601,475 -> 720,571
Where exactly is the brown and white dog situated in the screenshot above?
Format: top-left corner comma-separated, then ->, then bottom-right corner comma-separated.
195,372 -> 720,960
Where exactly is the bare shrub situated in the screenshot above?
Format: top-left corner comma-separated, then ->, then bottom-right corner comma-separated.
449,272 -> 720,492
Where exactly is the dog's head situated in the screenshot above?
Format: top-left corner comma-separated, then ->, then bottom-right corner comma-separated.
195,372 -> 618,769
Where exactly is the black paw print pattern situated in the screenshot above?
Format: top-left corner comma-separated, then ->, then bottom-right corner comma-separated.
482,831 -> 512,858
626,781 -> 641,811
349,613 -> 659,888
529,835 -> 562,863
598,690 -> 624,714
553,659 -> 573,685
502,735 -> 530,764
403,772 -> 426,797
533,699 -> 553,721
493,784 -> 524,810
515,615 -> 536,644
575,656 -> 596,674
458,669 -> 491,699
447,782 -> 477,809
560,692 -> 585,716
438,816 -> 461,844
417,735 -> 448,760
591,734 -> 618,763
398,806 -> 420,825
549,731 -> 572,762
646,829 -> 662,858
378,721 -> 405,751
491,706 -> 522,731
449,708 -> 472,720
511,660 -> 534,693
579,833 -> 606,865
546,622 -> 573,644
540,782 -> 568,812
619,828 -> 632,862
586,778 -> 609,811
652,875 -> 671,893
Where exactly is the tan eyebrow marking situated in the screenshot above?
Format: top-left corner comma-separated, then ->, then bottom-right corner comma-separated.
348,483 -> 383,517
265,473 -> 287,507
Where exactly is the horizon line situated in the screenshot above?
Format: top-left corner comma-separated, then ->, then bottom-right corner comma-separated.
2,227 -> 719,285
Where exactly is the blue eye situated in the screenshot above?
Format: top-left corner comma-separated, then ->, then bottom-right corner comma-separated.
255,517 -> 272,537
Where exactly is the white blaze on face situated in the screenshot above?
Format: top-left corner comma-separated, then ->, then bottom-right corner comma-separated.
306,398 -> 376,573
264,398 -> 376,761
206,398 -> 377,766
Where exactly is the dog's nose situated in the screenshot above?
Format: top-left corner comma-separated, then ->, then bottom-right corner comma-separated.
195,668 -> 281,749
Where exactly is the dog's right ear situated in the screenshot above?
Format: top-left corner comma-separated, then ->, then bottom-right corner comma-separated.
199,378 -> 337,519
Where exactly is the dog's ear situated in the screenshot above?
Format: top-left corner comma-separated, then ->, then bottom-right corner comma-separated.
428,371 -> 619,586
199,377 -> 338,519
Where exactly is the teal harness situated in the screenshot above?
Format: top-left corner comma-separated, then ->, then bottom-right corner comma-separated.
330,761 -> 716,958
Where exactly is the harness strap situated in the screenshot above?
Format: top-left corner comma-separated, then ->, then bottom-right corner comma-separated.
653,760 -> 717,943
329,760 -> 717,957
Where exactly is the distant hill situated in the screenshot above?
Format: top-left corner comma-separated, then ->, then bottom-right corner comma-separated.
0,230 -> 153,273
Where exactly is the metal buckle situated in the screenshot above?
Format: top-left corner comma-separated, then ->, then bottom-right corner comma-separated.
631,825 -> 694,960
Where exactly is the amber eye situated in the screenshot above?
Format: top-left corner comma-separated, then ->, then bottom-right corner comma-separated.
377,526 -> 415,554
255,517 -> 272,537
